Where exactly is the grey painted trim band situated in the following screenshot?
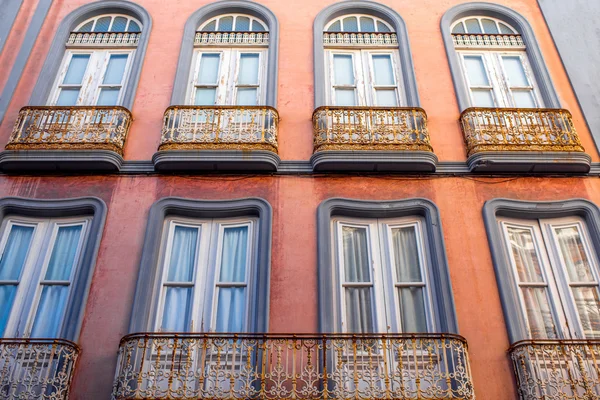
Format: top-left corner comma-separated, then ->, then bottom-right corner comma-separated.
440,2 -> 561,111
483,198 -> 600,343
317,198 -> 459,333
313,1 -> 420,108
28,0 -> 152,109
467,151 -> 591,173
128,197 -> 272,333
152,150 -> 280,172
0,150 -> 124,172
171,0 -> 279,106
310,150 -> 437,172
0,196 -> 107,341
0,0 -> 52,124
0,0 -> 23,56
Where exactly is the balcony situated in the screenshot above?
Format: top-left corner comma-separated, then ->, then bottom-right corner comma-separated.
510,340 -> 600,400
0,106 -> 132,172
311,106 -> 437,172
153,106 -> 280,172
460,107 -> 591,173
0,338 -> 79,400
112,333 -> 474,400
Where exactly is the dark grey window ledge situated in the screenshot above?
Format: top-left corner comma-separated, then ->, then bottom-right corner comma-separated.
317,198 -> 459,333
467,151 -> 591,173
0,196 -> 107,341
153,150 -> 280,173
128,197 -> 272,333
483,198 -> 600,343
310,150 -> 437,172
0,150 -> 124,173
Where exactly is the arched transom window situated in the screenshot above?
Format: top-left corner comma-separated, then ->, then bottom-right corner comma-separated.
188,14 -> 269,106
451,16 -> 540,108
48,14 -> 143,106
322,14 -> 404,107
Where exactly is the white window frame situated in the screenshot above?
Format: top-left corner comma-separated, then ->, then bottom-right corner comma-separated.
151,217 -> 257,333
333,216 -> 435,333
500,216 -> 600,339
0,216 -> 90,338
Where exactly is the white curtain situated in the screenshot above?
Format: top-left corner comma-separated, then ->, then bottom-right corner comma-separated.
45,225 -> 82,280
30,286 -> 69,337
215,227 -> 248,332
342,226 -> 373,333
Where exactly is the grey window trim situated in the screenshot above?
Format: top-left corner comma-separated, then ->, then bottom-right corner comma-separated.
170,0 -> 279,107
313,1 -> 421,108
128,197 -> 272,333
317,198 -> 458,333
0,196 -> 107,341
441,2 -> 561,111
28,0 -> 152,109
0,0 -> 23,57
482,198 -> 600,344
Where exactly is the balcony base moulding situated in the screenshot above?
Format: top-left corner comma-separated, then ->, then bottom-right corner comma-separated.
310,150 -> 438,172
0,149 -> 124,173
467,151 -> 591,173
152,149 -> 280,172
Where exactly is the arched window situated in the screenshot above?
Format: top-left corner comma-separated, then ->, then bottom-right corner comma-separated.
75,14 -> 141,32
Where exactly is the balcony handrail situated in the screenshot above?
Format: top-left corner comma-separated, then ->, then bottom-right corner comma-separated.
18,105 -> 132,115
314,105 -> 428,116
164,105 -> 279,113
509,338 -> 600,349
460,106 -> 573,119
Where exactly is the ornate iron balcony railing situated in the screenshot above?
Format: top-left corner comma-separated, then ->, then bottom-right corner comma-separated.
510,340 -> 600,400
159,106 -> 279,153
67,31 -> 141,47
460,107 -> 585,157
312,106 -> 433,153
6,106 -> 132,155
112,333 -> 474,400
0,338 -> 79,400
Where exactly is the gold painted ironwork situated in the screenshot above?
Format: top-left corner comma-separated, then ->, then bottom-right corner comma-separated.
112,332 -> 474,400
312,106 -> 433,153
509,339 -> 600,400
0,338 -> 79,400
460,107 -> 585,157
159,106 -> 279,153
6,106 -> 133,155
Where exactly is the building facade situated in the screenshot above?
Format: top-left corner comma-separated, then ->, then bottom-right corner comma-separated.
0,0 -> 599,399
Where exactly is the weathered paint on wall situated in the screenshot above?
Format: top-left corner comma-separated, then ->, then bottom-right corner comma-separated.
538,0 -> 600,153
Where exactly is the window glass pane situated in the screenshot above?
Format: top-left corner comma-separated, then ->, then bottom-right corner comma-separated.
63,54 -> 90,85
161,287 -> 192,331
127,20 -> 141,32
238,54 -> 260,85
571,287 -> 600,338
481,19 -> 499,34
235,16 -> 250,31
375,90 -> 397,106
343,16 -> 359,32
345,287 -> 373,333
392,227 -> 422,282
512,91 -> 536,108
502,56 -> 530,87
360,17 -> 376,32
335,89 -> 356,106
78,21 -> 94,32
0,225 -> 34,280
465,18 -> 482,33
377,21 -> 391,32
45,225 -> 82,281
202,20 -> 216,31
372,55 -> 395,85
215,287 -> 246,332
452,22 -> 465,34
521,287 -> 557,339
198,54 -> 221,84
95,16 -> 111,32
471,89 -> 495,107
111,17 -> 128,32
333,54 -> 354,85
56,89 -> 81,106
219,226 -> 248,282
103,54 -> 128,85
342,226 -> 370,283
507,226 -> 545,283
251,20 -> 266,32
328,20 -> 341,32
30,286 -> 69,337
97,88 -> 120,106
195,88 -> 216,105
463,55 -> 489,86
236,88 -> 257,105
499,23 -> 514,34
555,226 -> 595,282
0,285 -> 17,336
218,16 -> 234,31
398,287 -> 427,332
167,226 -> 198,283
